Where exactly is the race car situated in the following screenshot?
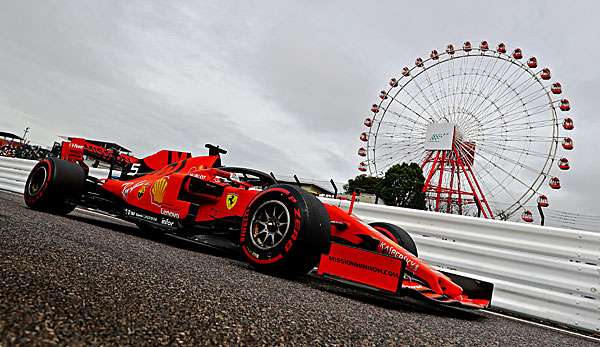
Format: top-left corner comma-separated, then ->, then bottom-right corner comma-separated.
23,138 -> 493,309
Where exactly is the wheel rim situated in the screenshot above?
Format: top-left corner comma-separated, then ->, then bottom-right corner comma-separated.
28,166 -> 48,196
249,200 -> 291,250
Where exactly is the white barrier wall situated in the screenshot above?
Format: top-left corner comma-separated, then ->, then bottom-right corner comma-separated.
0,157 -> 116,193
1,157 -> 598,332
321,198 -> 600,333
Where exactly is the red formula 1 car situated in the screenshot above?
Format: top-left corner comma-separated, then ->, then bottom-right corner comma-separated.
23,138 -> 493,309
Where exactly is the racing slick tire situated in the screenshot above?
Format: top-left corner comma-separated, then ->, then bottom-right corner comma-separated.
240,184 -> 331,277
369,222 -> 418,257
24,157 -> 85,215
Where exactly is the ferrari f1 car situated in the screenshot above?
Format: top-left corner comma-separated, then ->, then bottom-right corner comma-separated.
23,138 -> 493,308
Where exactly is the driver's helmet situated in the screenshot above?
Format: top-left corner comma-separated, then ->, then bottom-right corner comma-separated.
229,172 -> 241,182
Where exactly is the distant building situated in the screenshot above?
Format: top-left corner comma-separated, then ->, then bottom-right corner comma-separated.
0,131 -> 24,146
0,131 -> 49,160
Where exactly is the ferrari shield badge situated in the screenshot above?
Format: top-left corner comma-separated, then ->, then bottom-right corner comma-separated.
226,193 -> 238,210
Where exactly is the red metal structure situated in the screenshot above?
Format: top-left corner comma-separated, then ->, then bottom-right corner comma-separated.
558,158 -> 570,170
521,210 -> 533,223
563,118 -> 574,130
419,128 -> 493,218
359,41 -> 576,220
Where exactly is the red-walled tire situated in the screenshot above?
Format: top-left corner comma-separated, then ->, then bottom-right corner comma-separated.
240,184 -> 331,277
24,158 -> 85,215
369,222 -> 418,257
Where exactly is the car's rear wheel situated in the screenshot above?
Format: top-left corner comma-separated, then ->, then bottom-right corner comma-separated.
369,222 -> 418,257
240,184 -> 331,277
24,158 -> 85,215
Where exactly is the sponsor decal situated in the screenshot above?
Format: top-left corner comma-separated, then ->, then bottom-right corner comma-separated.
240,207 -> 250,243
226,193 -> 239,210
122,180 -> 149,199
137,185 -> 146,199
377,241 -> 419,272
188,166 -> 207,180
284,208 -> 302,252
161,219 -> 175,227
124,208 -> 158,222
151,177 -> 169,204
317,243 -> 403,293
160,208 -> 180,219
429,132 -> 449,141
326,255 -> 400,278
191,173 -> 207,180
424,123 -> 455,150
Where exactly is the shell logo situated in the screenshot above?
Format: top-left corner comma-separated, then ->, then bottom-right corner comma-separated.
151,177 -> 168,204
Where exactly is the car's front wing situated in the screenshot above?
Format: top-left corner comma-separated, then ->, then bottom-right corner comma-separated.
315,242 -> 493,309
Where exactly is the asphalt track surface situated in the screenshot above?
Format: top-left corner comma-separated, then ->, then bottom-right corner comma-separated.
0,191 -> 597,346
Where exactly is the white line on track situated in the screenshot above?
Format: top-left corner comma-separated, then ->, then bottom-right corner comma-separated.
483,310 -> 600,343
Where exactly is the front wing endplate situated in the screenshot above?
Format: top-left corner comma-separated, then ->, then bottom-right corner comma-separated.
315,243 -> 493,309
317,243 -> 405,293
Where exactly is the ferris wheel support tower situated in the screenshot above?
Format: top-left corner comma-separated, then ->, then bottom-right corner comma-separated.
421,123 -> 493,218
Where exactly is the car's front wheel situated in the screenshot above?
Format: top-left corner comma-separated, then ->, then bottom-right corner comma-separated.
240,184 -> 331,277
369,222 -> 418,257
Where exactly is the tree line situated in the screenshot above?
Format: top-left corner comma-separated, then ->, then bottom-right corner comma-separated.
343,163 -> 426,210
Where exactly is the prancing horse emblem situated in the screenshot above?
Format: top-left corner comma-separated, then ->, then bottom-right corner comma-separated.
226,193 -> 238,210
137,185 -> 146,199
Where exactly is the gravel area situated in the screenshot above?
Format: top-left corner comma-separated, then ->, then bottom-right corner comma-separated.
0,191 -> 596,346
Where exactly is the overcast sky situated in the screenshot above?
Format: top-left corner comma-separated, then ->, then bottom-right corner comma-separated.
0,1 -> 598,220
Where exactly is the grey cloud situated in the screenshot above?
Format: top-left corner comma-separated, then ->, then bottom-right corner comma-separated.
0,0 -> 598,223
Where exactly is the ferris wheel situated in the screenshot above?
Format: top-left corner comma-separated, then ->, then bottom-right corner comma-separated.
358,41 -> 575,221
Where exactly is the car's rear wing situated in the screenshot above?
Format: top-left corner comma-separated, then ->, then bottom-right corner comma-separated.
49,138 -> 139,178
51,138 -> 225,181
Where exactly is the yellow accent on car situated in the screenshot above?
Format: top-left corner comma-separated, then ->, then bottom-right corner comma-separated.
226,193 -> 238,210
151,178 -> 168,204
